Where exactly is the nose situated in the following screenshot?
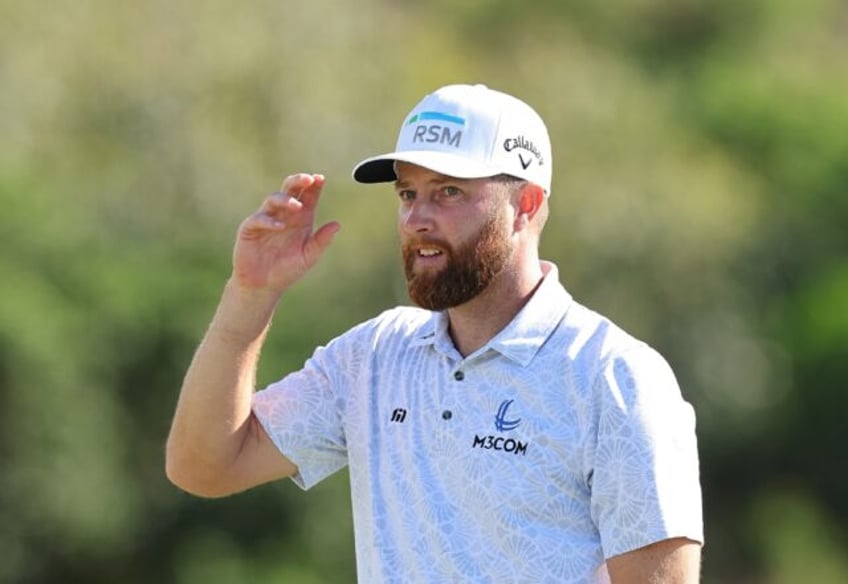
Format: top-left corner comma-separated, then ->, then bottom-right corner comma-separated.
400,199 -> 434,235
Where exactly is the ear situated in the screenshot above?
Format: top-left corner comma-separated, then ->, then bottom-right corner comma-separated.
513,183 -> 546,232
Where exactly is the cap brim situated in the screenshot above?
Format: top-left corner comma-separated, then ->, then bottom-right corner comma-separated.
352,150 -> 502,184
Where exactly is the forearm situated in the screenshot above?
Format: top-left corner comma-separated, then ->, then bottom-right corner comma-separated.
165,278 -> 281,494
607,538 -> 701,584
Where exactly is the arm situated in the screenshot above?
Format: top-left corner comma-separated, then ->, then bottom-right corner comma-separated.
607,537 -> 701,584
589,349 -> 704,580
165,173 -> 340,498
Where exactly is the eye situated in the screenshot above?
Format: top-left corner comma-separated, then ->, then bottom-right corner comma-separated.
397,189 -> 415,202
442,185 -> 462,198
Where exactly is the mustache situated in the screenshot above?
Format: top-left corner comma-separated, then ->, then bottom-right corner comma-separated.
403,236 -> 449,248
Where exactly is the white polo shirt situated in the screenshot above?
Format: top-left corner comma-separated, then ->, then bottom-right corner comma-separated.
253,262 -> 703,583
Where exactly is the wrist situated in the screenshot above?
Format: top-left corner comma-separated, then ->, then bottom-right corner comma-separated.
209,278 -> 284,343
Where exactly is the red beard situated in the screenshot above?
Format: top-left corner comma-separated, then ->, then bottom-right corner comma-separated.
402,211 -> 512,310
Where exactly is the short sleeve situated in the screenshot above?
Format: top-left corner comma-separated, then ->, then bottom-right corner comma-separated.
588,345 -> 703,558
252,343 -> 348,490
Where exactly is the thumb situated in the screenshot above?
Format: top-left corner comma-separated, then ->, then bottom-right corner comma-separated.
304,221 -> 341,266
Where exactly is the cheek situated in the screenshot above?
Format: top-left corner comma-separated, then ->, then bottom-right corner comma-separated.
397,207 -> 409,233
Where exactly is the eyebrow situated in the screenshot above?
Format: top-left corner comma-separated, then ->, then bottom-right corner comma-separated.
394,176 -> 461,189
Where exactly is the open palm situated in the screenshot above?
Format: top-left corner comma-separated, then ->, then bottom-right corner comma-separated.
233,173 -> 340,292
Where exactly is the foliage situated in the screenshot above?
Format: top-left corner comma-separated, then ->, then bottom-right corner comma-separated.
1,0 -> 845,581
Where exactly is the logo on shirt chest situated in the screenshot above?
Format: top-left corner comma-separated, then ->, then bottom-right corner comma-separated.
472,399 -> 529,456
390,408 -> 408,423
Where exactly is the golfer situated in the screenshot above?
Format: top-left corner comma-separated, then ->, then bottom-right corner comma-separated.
166,83 -> 704,583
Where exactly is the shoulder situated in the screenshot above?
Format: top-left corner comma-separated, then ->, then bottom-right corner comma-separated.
558,300 -> 681,402
371,305 -> 434,335
559,299 -> 648,370
327,305 -> 434,352
348,305 -> 432,338
300,306 -> 434,386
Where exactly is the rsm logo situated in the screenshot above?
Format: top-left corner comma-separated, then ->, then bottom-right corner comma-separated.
407,111 -> 465,148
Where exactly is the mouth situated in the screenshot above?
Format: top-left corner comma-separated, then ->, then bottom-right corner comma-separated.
417,247 -> 443,258
404,243 -> 448,274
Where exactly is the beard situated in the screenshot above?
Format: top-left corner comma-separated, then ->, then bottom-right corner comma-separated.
402,211 -> 513,311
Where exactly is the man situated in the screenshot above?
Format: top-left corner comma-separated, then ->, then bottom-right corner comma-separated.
166,84 -> 703,583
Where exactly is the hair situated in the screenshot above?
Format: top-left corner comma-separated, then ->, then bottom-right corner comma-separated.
489,173 -> 528,189
489,173 -> 528,201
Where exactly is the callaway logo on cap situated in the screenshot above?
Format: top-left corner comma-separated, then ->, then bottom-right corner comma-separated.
352,84 -> 552,194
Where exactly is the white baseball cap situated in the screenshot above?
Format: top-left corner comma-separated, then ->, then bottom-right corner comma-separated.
352,84 -> 552,194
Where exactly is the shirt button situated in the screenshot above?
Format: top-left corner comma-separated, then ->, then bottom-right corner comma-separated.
442,410 -> 453,420
453,370 -> 465,381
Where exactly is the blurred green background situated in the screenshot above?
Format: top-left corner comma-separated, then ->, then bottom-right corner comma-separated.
1,0 -> 846,582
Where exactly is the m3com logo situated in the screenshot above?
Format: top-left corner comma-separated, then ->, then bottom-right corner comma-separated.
472,399 -> 528,456
494,399 -> 521,431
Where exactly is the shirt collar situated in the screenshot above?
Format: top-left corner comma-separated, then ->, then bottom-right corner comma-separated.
409,261 -> 572,366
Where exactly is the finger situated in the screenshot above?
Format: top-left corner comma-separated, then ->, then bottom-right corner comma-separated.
261,191 -> 298,214
260,183 -> 314,223
240,211 -> 287,236
305,220 -> 341,263
296,174 -> 326,209
279,173 -> 318,201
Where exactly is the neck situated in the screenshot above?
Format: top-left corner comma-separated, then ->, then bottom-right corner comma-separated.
445,260 -> 545,357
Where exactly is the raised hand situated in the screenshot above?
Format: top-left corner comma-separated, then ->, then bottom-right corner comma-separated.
232,173 -> 340,293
